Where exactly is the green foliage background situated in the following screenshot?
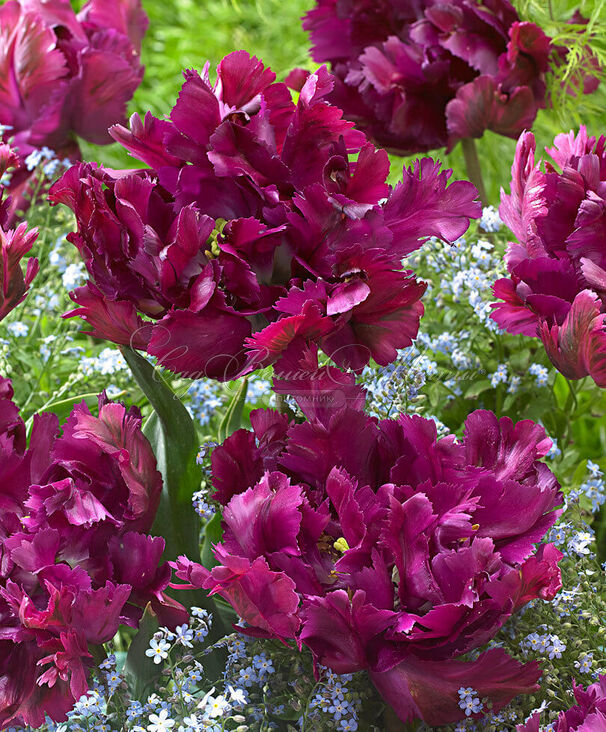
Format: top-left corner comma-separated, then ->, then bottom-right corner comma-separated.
79,0 -> 310,170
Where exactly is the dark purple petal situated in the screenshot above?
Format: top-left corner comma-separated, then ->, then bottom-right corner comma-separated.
370,649 -> 540,725
300,590 -> 397,673
215,51 -> 276,111
69,581 -> 132,644
539,289 -> 606,384
110,112 -> 182,168
446,76 -> 537,143
0,376 -> 176,727
148,307 -> 252,381
178,381 -> 563,728
170,69 -> 221,151
272,341 -> 366,426
65,284 -> 150,349
77,0 -> 148,53
0,222 -> 39,322
211,428 -> 263,504
384,158 -> 481,255
490,277 -> 540,336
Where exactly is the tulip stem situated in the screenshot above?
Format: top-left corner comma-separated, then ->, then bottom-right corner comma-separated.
274,393 -> 289,414
90,644 -> 107,668
565,377 -> 579,413
562,377 -> 580,446
461,138 -> 488,207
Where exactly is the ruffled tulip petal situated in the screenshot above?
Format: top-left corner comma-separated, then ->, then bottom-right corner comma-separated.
221,473 -> 304,558
303,0 -> 554,154
110,112 -> 182,169
370,648 -> 541,726
273,342 -> 366,426
65,44 -> 144,145
66,284 -> 150,350
499,130 -> 546,249
446,76 -> 537,143
384,158 -> 481,256
300,590 -> 398,674
539,289 -> 606,384
148,307 -> 252,381
197,549 -> 301,641
0,222 -> 39,322
61,396 -> 162,529
77,0 -> 149,52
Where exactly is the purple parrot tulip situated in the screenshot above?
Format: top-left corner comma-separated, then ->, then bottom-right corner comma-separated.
517,675 -> 606,731
171,362 -> 563,725
491,127 -> 606,387
49,52 -> 480,381
0,378 -> 187,728
301,0 -> 553,154
0,212 -> 38,322
0,0 -> 147,156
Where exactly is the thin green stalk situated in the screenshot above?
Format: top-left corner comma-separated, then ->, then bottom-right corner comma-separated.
461,138 -> 488,207
562,378 -> 580,447
274,392 -> 288,414
565,378 -> 579,413
39,390 -> 120,412
300,680 -> 322,732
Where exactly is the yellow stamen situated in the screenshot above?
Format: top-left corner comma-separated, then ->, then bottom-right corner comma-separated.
333,537 -> 349,553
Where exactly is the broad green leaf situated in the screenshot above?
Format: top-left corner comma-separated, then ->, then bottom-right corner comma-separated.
201,510 -> 224,569
502,393 -> 516,412
553,373 -> 570,409
464,379 -> 491,399
121,348 -> 230,635
427,382 -> 442,409
121,348 -> 200,562
123,603 -> 160,699
115,650 -> 128,673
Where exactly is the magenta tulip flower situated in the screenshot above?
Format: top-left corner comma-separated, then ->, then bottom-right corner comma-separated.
0,378 -> 186,728
302,0 -> 553,155
517,675 -> 606,731
491,127 -> 606,386
0,214 -> 38,322
0,0 -> 148,157
171,359 -> 563,725
50,52 -> 480,381
0,149 -> 38,321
